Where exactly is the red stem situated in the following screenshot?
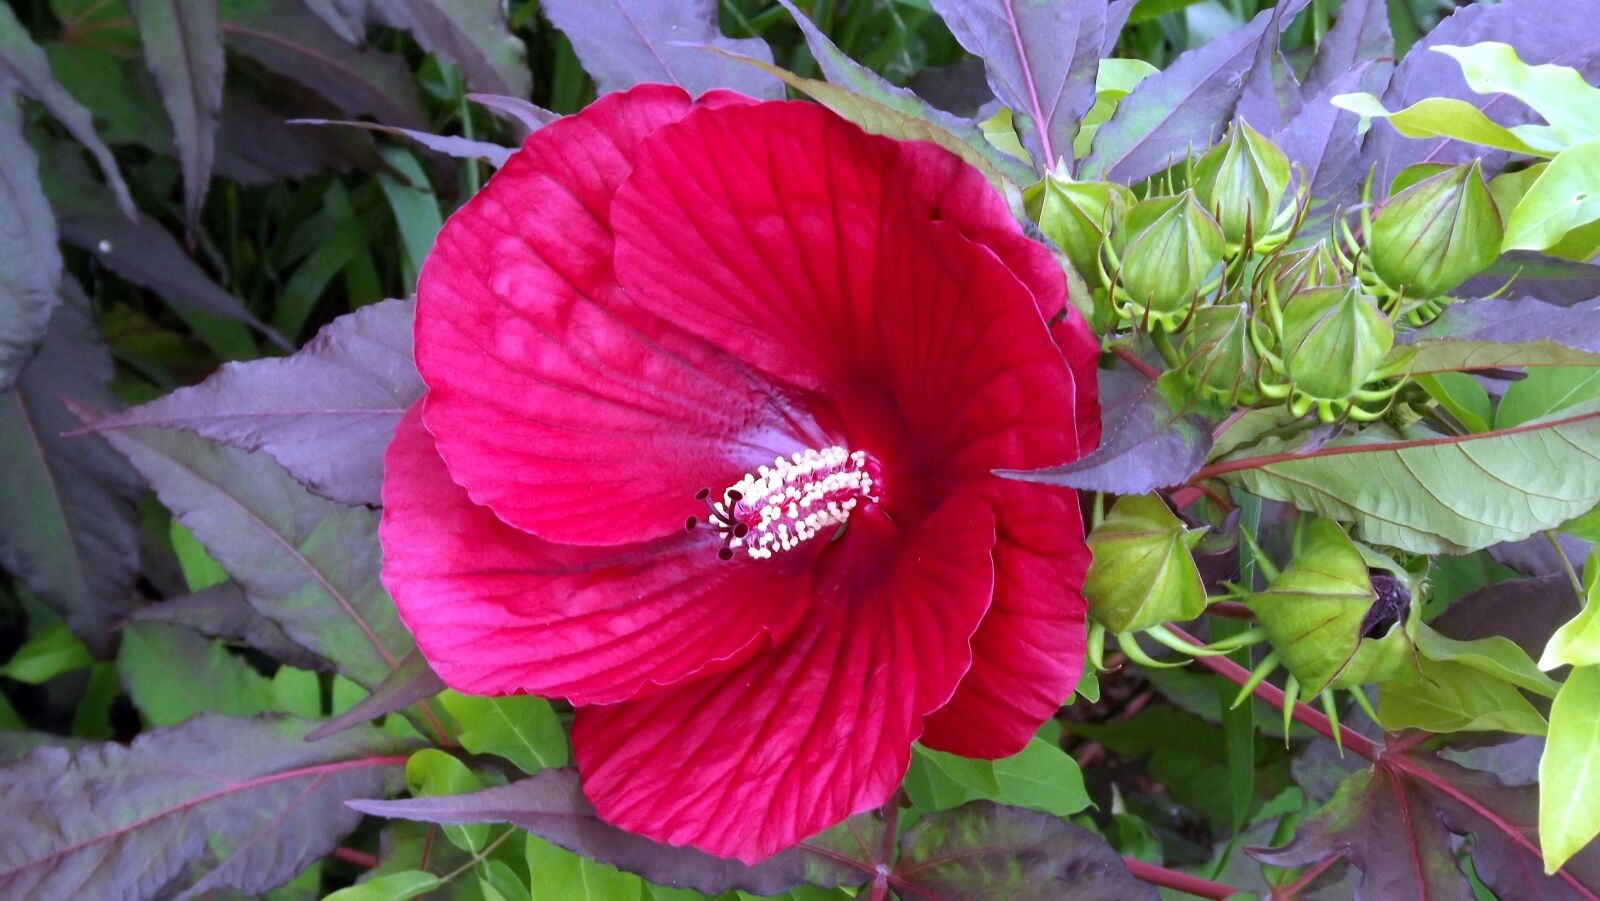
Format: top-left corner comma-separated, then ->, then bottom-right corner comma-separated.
1274,853 -> 1338,898
1112,343 -> 1162,379
1122,857 -> 1237,899
331,846 -> 378,869
1165,626 -> 1381,761
1205,601 -> 1255,621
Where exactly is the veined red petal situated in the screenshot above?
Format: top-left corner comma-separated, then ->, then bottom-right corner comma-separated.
571,496 -> 996,863
920,483 -> 1089,758
416,84 -> 825,547
379,405 -> 810,706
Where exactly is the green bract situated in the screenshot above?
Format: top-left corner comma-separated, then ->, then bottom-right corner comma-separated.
1367,161 -> 1503,301
1193,120 -> 1293,250
1039,176 -> 1132,290
1179,303 -> 1260,406
1103,190 -> 1225,331
1253,282 -> 1413,422
1246,519 -> 1418,695
1083,494 -> 1208,635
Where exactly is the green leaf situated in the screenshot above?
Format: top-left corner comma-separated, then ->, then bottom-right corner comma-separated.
116,622 -> 275,726
1541,551 -> 1600,670
1416,372 -> 1492,432
170,519 -> 228,591
1503,143 -> 1600,252
904,745 -> 1001,811
1215,403 -> 1600,554
1379,654 -> 1547,736
0,624 -> 92,684
1540,665 -> 1600,872
323,870 -> 441,901
439,690 -> 568,774
406,748 -> 490,854
1561,506 -> 1600,542
1412,621 -> 1559,699
376,147 -> 443,291
991,738 -> 1092,818
1433,43 -> 1600,147
527,834 -> 644,901
1496,366 -> 1600,428
1331,92 -> 1557,157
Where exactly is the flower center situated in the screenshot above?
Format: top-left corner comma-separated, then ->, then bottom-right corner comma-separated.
689,446 -> 880,560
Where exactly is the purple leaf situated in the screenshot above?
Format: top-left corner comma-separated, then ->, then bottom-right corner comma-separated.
1103,0 -> 1137,57
215,83 -> 388,183
1002,368 -> 1215,494
541,0 -> 781,100
1433,575 -> 1581,661
84,423 -> 414,690
1275,60 -> 1393,241
129,0 -> 224,236
302,0 -> 368,44
220,0 -> 428,130
0,3 -> 135,216
291,118 -> 513,167
0,91 -> 62,390
467,92 -> 558,139
0,714 -> 411,899
133,582 -> 331,672
1079,0 -> 1310,183
1234,0 -> 1311,133
55,203 -> 287,349
1463,253 -> 1600,307
86,298 -> 419,506
927,0 -> 1104,172
774,0 -> 1032,186
1300,0 -> 1393,100
894,802 -> 1156,899
1365,0 -> 1600,193
1398,297 -> 1600,373
1486,533 -> 1593,581
372,0 -> 531,98
307,649 -> 443,741
350,768 -> 877,896
0,284 -> 141,656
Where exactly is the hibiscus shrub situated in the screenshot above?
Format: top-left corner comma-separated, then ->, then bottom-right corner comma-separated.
4,0 -> 1600,899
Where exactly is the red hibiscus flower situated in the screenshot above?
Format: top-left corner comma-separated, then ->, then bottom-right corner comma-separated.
380,84 -> 1101,863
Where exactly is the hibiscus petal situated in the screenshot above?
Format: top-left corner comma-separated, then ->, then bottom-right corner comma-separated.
379,405 -> 811,705
571,497 -> 996,863
612,100 -> 1079,396
920,483 -> 1090,758
416,84 -> 823,547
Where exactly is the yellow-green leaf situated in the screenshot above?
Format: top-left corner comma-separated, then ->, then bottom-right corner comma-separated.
1540,665 -> 1600,872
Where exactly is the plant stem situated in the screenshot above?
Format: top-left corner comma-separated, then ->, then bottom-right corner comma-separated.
1545,530 -> 1586,602
331,846 -> 378,868
1121,857 -> 1238,899
1112,343 -> 1163,379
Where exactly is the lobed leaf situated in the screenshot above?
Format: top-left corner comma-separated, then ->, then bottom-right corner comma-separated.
291,118 -> 515,167
129,0 -> 224,235
1276,61 -> 1392,242
0,92 -> 63,390
373,0 -> 531,98
306,649 -> 445,742
0,714 -> 411,899
0,285 -> 141,655
1301,0 -> 1392,100
926,0 -> 1104,172
1398,297 -> 1600,375
88,298 -> 420,506
133,582 -> 330,672
88,422 -> 415,689
542,0 -> 781,100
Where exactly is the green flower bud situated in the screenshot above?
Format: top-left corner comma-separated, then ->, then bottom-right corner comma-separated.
1255,282 -> 1412,421
1368,161 -> 1504,299
1039,177 -> 1132,289
1084,494 -> 1208,634
1179,303 -> 1260,406
1267,240 -> 1346,296
1194,120 -> 1293,247
1246,519 -> 1417,694
1107,191 -> 1225,330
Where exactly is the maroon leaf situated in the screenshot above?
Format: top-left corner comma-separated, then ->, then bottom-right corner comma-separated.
541,0 -> 782,100
291,118 -> 514,167
1398,297 -> 1600,373
129,0 -> 224,235
1275,60 -> 1393,241
351,768 -> 879,896
1234,0 -> 1310,133
1079,0 -> 1310,183
1103,0 -> 1137,56
926,0 -> 1104,172
1364,0 -> 1600,193
220,0 -> 428,130
133,582 -> 331,672
0,283 -> 141,655
301,0 -> 367,44
0,2 -> 135,216
1253,748 -> 1600,900
467,92 -> 558,139
215,83 -> 387,183
892,803 -> 1156,899
1003,367 -> 1215,494
1462,254 -> 1600,308
0,90 -> 62,390
306,649 -> 444,741
0,715 -> 411,899
87,298 -> 419,506
1300,0 -> 1392,100
1433,575 -> 1582,659
85,422 -> 414,690
372,0 -> 531,98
